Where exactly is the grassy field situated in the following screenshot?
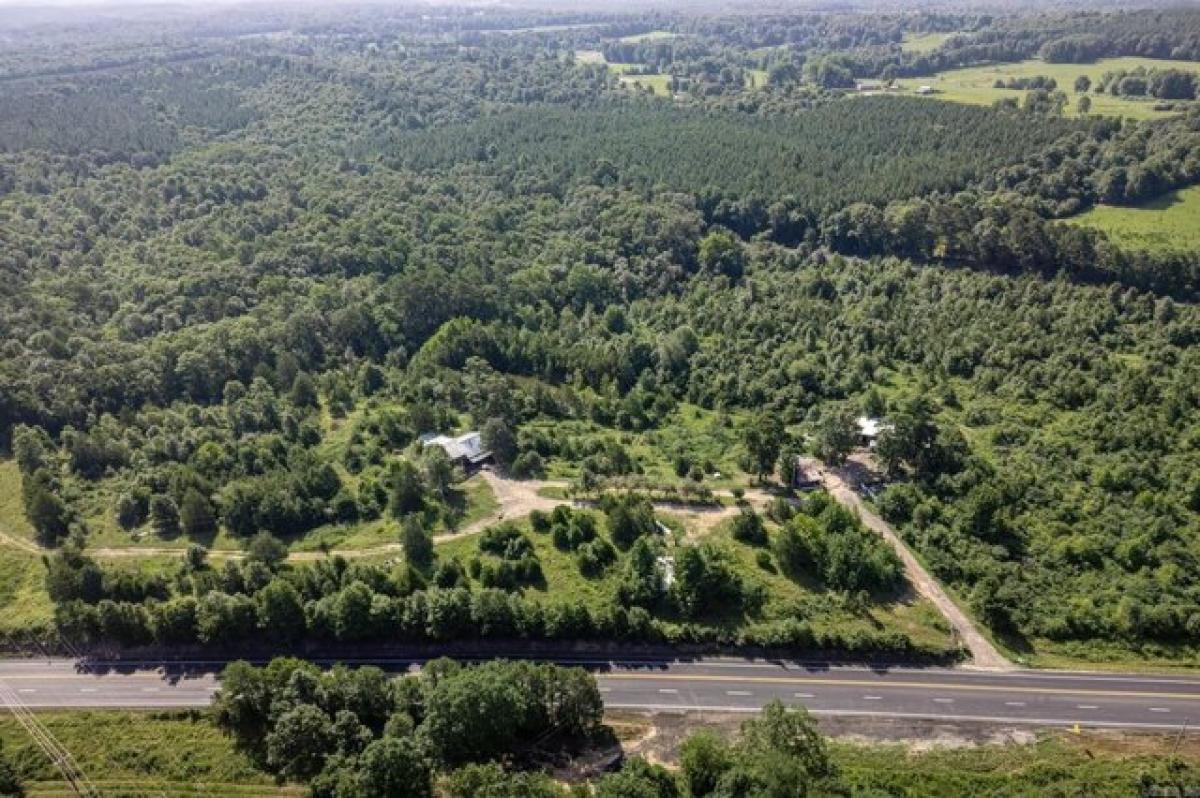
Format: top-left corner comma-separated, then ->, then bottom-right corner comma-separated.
7,710 -> 1198,798
1065,183 -> 1200,254
619,30 -> 682,43
898,57 -> 1200,119
0,549 -> 54,635
901,31 -> 959,53
0,459 -> 34,541
835,733 -> 1200,796
0,439 -> 498,556
0,711 -> 300,798
617,72 -> 673,95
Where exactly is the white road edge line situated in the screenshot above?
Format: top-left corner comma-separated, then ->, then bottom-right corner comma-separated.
602,705 -> 1192,730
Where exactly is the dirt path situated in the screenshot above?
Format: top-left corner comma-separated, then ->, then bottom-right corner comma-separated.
800,457 -> 1013,671
5,472 -> 751,563
0,527 -> 39,554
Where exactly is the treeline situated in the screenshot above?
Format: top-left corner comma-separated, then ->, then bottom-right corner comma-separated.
44,495 -> 938,658
211,657 -> 844,797
214,657 -> 601,794
1095,66 -> 1200,101
829,9 -> 1200,83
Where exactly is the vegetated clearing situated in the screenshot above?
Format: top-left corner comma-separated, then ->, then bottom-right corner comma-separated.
899,56 -> 1200,119
900,31 -> 960,53
619,30 -> 682,43
0,710 -> 301,797
433,510 -> 956,653
1065,183 -> 1200,254
9,709 -> 1200,798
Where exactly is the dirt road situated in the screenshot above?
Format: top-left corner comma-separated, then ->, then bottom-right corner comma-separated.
1,472 -> 758,563
802,457 -> 1013,671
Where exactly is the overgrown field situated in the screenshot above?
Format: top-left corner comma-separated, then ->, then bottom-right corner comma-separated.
1066,184 -> 1200,254
3,710 -> 1198,798
0,711 -> 299,798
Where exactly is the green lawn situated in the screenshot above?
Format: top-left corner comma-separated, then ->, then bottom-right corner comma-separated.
896,57 -> 1200,119
1065,183 -> 1200,254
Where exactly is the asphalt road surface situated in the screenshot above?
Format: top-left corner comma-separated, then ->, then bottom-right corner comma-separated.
2,657 -> 1198,732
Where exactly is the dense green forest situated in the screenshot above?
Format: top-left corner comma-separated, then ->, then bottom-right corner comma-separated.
0,1 -> 1199,671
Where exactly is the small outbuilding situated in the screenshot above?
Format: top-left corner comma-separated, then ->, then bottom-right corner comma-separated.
420,431 -> 492,470
856,416 -> 891,448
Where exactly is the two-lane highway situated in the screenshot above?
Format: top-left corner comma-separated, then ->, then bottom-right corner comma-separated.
2,657 -> 1198,732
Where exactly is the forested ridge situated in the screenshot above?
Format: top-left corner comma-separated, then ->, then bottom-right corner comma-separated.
1,1 -> 1199,671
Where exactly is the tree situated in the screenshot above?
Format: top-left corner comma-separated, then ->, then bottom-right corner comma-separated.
355,736 -> 433,798
596,758 -> 679,798
697,228 -> 746,279
812,408 -> 857,467
741,413 -> 784,482
390,461 -> 425,516
673,544 -> 741,619
1074,74 -> 1091,93
481,418 -> 517,469
266,704 -> 335,781
680,730 -> 732,797
443,763 -> 563,798
247,532 -> 287,568
606,496 -> 656,549
1078,95 -> 1092,114
180,488 -> 217,540
402,516 -> 434,570
289,372 -> 320,409
730,508 -> 767,547
149,494 -> 180,537
256,579 -> 307,643
423,446 -> 456,499
26,484 -> 69,547
738,701 -> 834,781
184,543 -> 209,571
419,665 -> 526,765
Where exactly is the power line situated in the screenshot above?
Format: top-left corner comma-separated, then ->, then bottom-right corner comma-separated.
0,677 -> 102,797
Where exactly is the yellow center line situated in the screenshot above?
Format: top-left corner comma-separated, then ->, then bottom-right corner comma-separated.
594,673 -> 1200,701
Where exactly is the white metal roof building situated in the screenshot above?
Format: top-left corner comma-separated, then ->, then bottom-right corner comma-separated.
420,431 -> 492,466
